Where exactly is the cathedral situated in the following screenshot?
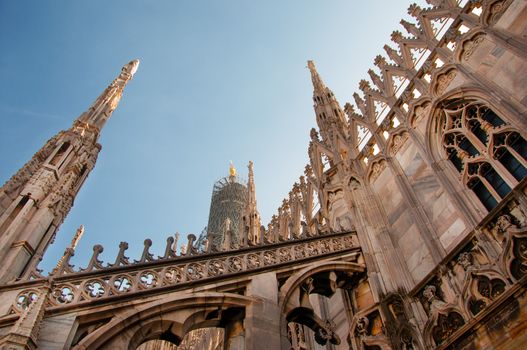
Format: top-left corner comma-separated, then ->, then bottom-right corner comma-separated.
0,0 -> 526,349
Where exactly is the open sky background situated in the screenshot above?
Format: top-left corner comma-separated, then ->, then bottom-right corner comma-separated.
0,0 -> 428,273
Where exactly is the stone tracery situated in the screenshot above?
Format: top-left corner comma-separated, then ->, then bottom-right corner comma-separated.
438,98 -> 527,210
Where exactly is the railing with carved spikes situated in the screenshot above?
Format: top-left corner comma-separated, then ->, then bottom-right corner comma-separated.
3,230 -> 360,314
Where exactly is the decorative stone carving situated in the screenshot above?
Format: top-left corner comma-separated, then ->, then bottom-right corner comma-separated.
164,267 -> 184,284
423,285 -> 447,313
491,214 -> 514,242
314,319 -> 340,346
460,33 -> 486,61
84,280 -> 106,298
15,291 -> 39,312
486,0 -> 513,25
356,316 -> 370,335
368,159 -> 387,183
389,132 -> 409,155
434,69 -> 457,95
431,311 -> 465,346
457,252 -> 473,270
207,260 -> 225,276
53,285 -> 75,304
113,275 -> 133,293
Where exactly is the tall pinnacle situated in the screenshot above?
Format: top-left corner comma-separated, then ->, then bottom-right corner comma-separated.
52,225 -> 85,275
307,60 -> 327,93
70,225 -> 85,250
75,59 -> 140,133
243,160 -> 261,245
247,161 -> 256,207
307,60 -> 348,140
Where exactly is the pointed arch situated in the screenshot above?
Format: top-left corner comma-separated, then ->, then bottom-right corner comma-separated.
72,292 -> 253,350
427,89 -> 527,213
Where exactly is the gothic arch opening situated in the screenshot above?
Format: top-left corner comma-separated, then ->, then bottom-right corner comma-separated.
136,328 -> 224,350
125,306 -> 244,350
279,261 -> 373,350
70,293 -> 252,350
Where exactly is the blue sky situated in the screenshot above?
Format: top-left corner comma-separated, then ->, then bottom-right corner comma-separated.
0,0 -> 427,272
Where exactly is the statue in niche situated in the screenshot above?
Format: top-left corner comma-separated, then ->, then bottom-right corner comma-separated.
457,252 -> 474,271
491,214 -> 514,243
423,285 -> 447,313
355,316 -> 369,336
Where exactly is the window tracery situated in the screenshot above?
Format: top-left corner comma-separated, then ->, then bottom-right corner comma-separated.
439,99 -> 527,210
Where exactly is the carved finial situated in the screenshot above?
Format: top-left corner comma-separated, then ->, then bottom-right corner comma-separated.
186,234 -> 198,255
359,79 -> 371,92
391,30 -> 404,43
82,245 -> 104,271
160,236 -> 177,259
135,239 -> 154,263
374,55 -> 388,68
344,102 -> 355,116
408,3 -> 422,16
122,59 -> 140,77
108,241 -> 129,267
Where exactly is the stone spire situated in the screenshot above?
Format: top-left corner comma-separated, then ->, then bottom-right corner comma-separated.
247,161 -> 257,208
74,59 -> 139,135
69,224 -> 85,250
307,60 -> 348,144
0,60 -> 138,283
242,161 -> 261,245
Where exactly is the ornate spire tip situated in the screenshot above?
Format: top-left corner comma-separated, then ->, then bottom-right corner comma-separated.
122,59 -> 140,77
307,60 -> 316,71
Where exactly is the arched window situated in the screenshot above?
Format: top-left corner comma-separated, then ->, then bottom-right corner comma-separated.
440,99 -> 527,211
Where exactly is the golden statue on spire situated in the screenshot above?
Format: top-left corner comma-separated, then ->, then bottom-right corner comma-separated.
229,161 -> 237,177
